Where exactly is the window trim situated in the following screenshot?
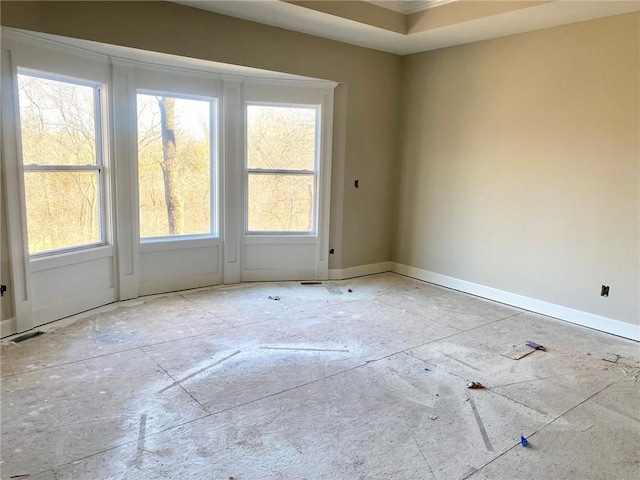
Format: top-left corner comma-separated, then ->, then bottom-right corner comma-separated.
135,89 -> 219,241
17,69 -> 109,258
244,101 -> 321,235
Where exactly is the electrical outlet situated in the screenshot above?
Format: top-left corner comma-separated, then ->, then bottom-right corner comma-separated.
601,285 -> 609,297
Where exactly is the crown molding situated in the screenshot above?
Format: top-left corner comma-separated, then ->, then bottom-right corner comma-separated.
366,1 -> 457,15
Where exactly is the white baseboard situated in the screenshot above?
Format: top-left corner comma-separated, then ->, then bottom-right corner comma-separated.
391,262 -> 639,341
1,317 -> 16,338
328,261 -> 392,280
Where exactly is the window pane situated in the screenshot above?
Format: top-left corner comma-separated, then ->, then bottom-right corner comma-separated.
248,174 -> 314,232
24,171 -> 100,254
137,94 -> 212,238
18,74 -> 97,166
247,105 -> 316,170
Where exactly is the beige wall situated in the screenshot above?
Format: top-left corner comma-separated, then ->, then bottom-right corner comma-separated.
0,0 -> 402,270
395,13 -> 639,325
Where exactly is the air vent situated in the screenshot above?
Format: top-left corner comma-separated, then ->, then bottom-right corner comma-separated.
11,331 -> 44,343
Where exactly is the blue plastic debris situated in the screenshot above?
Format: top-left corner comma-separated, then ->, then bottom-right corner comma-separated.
526,341 -> 545,351
424,368 -> 430,371
521,435 -> 528,447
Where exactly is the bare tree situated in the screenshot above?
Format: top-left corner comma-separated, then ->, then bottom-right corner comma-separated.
157,97 -> 184,235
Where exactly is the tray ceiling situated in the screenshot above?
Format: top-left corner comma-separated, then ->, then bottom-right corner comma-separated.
173,1 -> 640,55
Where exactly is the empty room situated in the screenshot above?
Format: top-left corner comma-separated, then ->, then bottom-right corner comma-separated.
0,1 -> 638,479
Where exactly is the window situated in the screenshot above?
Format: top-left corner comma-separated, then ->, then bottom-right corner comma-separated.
246,104 -> 319,233
137,93 -> 216,239
17,72 -> 106,255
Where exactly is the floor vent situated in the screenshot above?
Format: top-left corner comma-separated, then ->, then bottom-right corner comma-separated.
11,331 -> 44,343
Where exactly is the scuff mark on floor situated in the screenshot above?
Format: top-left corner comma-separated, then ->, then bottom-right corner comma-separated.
159,350 -> 242,393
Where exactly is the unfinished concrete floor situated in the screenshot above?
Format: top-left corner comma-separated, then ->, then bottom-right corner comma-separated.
1,273 -> 639,479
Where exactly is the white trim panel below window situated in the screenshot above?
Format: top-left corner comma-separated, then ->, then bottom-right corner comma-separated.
138,245 -> 221,296
30,256 -> 116,326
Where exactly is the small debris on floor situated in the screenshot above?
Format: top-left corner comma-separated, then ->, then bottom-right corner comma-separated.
424,367 -> 430,371
10,475 -> 31,479
267,296 -> 281,301
467,381 -> 484,389
430,415 -> 438,420
347,288 -> 353,293
602,353 -> 620,363
526,341 -> 545,351
502,344 -> 536,360
520,435 -> 528,447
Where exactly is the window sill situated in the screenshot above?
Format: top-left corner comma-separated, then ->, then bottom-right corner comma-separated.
30,244 -> 113,273
139,236 -> 220,252
244,235 -> 317,245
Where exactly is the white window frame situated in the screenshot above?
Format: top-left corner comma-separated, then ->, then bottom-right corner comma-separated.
18,69 -> 109,258
244,101 -> 321,236
136,89 -> 219,242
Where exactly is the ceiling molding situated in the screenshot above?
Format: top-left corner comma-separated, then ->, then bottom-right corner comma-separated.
173,1 -> 640,55
366,1 -> 457,15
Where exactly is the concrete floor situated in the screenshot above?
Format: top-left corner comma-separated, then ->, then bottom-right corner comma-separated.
1,273 -> 638,479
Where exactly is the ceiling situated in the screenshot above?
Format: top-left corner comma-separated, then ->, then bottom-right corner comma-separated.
173,0 -> 640,55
